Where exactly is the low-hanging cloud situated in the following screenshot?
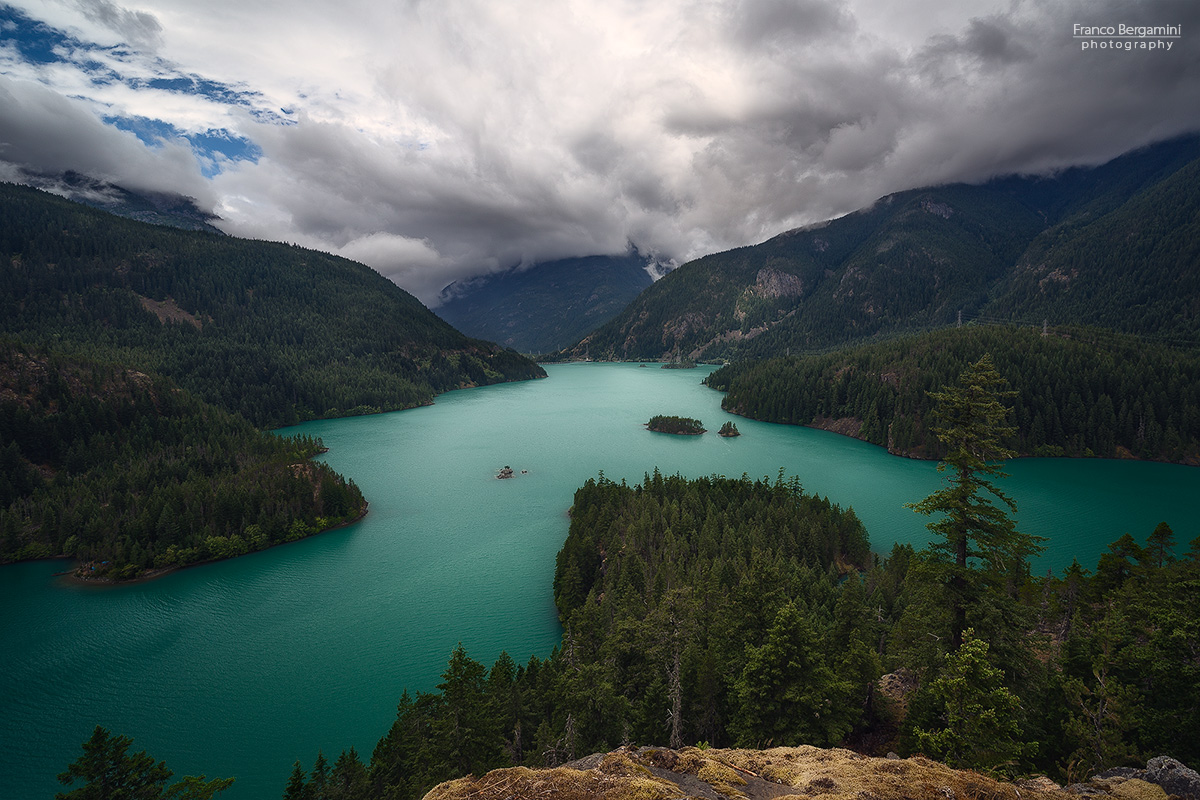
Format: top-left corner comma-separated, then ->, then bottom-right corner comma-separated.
0,74 -> 211,201
1,0 -> 1198,305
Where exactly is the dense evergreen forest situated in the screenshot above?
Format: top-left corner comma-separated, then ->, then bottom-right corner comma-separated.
271,363 -> 1200,800
646,415 -> 706,435
706,325 -> 1200,464
277,471 -> 874,800
0,338 -> 365,578
0,183 -> 544,429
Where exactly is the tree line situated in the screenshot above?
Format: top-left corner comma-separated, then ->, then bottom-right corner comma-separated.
707,325 -> 1200,464
0,183 -> 544,430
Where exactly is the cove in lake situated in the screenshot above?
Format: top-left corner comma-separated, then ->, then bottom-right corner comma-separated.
3,363 -> 1197,800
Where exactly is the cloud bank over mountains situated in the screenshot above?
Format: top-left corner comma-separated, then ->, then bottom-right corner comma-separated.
1,0 -> 1198,304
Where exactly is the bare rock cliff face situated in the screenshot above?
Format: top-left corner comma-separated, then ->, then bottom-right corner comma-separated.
752,268 -> 805,300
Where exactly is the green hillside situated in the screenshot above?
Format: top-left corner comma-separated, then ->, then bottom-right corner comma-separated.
556,136 -> 1200,362
0,183 -> 545,429
0,183 -> 546,578
986,157 -> 1200,340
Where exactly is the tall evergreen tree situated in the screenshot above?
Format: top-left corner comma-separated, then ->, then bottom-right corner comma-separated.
907,354 -> 1043,649
434,644 -> 503,778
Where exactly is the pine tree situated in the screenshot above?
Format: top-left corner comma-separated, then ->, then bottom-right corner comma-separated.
911,630 -> 1032,774
327,749 -> 369,800
433,644 -> 502,778
908,354 -> 1044,649
730,602 -> 858,747
282,762 -> 307,800
1144,521 -> 1176,569
56,726 -> 233,800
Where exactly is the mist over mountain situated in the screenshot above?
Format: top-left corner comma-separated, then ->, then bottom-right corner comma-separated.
557,135 -> 1200,362
6,170 -> 223,234
435,254 -> 662,354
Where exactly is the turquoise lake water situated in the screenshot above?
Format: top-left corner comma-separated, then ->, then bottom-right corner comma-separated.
3,363 -> 1198,799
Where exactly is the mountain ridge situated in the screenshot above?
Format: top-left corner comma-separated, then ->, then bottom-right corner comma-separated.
553,135 -> 1200,362
0,182 -> 546,428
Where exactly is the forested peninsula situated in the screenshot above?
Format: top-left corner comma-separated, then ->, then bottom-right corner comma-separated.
706,325 -> 1200,464
0,185 -> 545,578
0,338 -> 365,579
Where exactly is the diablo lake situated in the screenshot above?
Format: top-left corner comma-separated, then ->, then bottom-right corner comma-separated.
3,363 -> 1199,799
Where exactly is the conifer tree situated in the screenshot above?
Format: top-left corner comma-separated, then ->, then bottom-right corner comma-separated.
911,630 -> 1031,774
56,726 -> 233,800
908,354 -> 1043,649
327,749 -> 369,800
282,762 -> 307,800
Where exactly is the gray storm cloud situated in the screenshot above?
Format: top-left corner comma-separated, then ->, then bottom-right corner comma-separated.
0,75 -> 211,202
75,0 -> 165,51
1,0 -> 1199,305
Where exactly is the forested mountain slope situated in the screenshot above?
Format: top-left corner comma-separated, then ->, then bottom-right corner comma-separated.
435,254 -> 656,354
557,135 -> 1200,362
706,325 -> 1200,464
0,183 -> 545,428
986,156 -> 1200,340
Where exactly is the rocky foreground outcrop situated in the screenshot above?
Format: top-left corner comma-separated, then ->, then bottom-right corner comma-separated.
423,746 -> 1200,800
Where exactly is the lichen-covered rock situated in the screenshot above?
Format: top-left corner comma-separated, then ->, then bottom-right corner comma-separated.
421,747 -> 1200,800
1144,756 -> 1200,799
422,745 -> 1082,800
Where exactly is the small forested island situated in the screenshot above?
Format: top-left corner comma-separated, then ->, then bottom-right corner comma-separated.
717,421 -> 740,437
659,357 -> 697,369
646,414 -> 705,435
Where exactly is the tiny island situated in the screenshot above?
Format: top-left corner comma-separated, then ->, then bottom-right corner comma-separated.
646,415 -> 706,435
718,421 -> 741,437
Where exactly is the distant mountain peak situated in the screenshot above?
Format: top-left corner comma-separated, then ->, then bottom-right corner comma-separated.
435,253 -> 659,354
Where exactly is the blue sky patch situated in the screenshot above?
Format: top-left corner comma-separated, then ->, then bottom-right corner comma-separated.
0,4 -> 77,64
106,114 -> 262,176
3,2 -> 274,176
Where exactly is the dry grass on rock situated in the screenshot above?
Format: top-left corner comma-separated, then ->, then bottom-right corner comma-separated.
421,745 -> 1158,800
